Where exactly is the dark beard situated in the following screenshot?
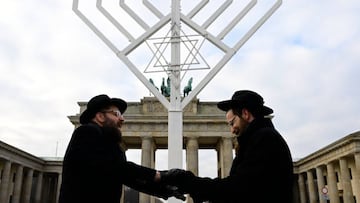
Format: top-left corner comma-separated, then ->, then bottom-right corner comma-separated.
101,126 -> 122,143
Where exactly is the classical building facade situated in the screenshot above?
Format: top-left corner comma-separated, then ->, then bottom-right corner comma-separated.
293,131 -> 360,203
0,97 -> 359,203
0,141 -> 62,203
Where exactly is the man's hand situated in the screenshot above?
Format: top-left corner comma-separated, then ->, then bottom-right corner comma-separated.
159,169 -> 195,186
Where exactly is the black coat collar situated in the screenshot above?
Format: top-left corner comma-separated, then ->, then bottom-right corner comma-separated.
237,118 -> 274,145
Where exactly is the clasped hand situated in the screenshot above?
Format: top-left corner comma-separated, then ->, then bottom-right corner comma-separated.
159,169 -> 195,197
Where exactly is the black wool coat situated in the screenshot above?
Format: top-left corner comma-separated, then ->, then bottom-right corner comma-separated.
59,123 -> 168,203
186,118 -> 294,203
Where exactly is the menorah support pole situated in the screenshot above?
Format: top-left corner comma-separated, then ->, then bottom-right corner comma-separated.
168,0 -> 183,202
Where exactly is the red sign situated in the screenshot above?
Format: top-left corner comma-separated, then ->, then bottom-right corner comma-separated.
321,187 -> 328,194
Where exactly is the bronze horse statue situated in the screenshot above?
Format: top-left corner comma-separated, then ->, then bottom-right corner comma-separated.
161,77 -> 171,97
183,77 -> 193,97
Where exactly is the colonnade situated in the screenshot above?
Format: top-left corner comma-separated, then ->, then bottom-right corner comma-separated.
296,153 -> 360,203
0,158 -> 61,203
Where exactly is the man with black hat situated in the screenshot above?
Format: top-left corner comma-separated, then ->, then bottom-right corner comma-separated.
161,90 -> 294,203
59,94 -> 185,203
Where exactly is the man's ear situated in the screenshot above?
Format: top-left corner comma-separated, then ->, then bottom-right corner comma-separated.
93,112 -> 105,124
241,108 -> 253,122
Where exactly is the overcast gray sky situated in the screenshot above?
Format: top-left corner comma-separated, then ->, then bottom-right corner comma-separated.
0,1 -> 359,177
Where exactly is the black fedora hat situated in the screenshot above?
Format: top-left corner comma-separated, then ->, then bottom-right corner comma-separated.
217,90 -> 273,115
79,94 -> 127,124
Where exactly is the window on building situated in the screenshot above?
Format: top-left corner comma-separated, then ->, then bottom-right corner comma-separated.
324,175 -> 327,185
340,196 -> 344,203
349,168 -> 353,179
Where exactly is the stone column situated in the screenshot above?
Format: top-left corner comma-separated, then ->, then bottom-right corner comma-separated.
327,162 -> 340,203
0,160 -> 11,203
23,168 -> 34,203
298,173 -> 307,203
340,158 -> 354,203
186,137 -> 199,175
56,173 -> 62,203
35,172 -> 44,203
140,136 -> 153,203
13,165 -> 24,203
316,166 -> 326,203
354,153 -> 360,202
141,136 -> 153,168
186,137 -> 199,203
307,170 -> 317,203
221,137 -> 233,177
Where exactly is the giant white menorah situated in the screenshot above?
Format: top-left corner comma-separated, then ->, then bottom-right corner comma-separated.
72,1 -> 281,201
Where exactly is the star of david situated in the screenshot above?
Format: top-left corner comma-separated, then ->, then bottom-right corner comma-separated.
144,28 -> 210,75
